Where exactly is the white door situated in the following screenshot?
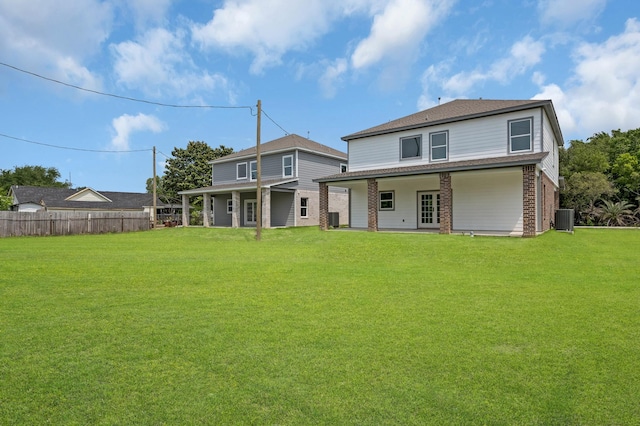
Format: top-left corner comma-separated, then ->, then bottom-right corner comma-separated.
244,199 -> 257,226
418,191 -> 440,228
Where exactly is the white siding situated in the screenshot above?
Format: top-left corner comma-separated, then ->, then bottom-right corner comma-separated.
346,181 -> 368,228
541,109 -> 560,186
377,175 -> 439,229
348,108 -> 544,172
452,168 -> 523,233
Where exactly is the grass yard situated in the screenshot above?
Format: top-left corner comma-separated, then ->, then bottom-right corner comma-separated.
0,227 -> 639,425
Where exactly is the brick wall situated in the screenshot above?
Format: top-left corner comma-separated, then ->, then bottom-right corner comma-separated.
318,182 -> 329,230
541,173 -> 556,232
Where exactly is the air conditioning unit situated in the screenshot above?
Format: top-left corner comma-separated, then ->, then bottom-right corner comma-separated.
555,209 -> 574,232
328,212 -> 339,228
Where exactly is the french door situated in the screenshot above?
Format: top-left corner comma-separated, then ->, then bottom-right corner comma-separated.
244,199 -> 257,226
418,191 -> 440,228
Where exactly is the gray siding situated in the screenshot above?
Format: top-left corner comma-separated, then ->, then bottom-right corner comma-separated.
213,196 -> 232,226
213,151 -> 298,185
271,191 -> 295,227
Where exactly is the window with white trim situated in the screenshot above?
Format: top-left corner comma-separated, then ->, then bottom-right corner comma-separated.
250,160 -> 257,181
340,163 -> 347,173
300,197 -> 308,218
400,135 -> 422,160
430,131 -> 448,161
227,199 -> 233,214
237,162 -> 247,180
283,155 -> 293,177
509,118 -> 533,152
379,191 -> 394,211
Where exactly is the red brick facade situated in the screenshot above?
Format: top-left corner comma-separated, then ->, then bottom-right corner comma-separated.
541,172 -> 557,232
319,182 -> 329,230
522,165 -> 537,237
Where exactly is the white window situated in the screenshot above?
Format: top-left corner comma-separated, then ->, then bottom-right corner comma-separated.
340,163 -> 347,173
283,155 -> 293,177
509,118 -> 533,153
430,131 -> 448,161
400,135 -> 421,160
250,160 -> 257,181
379,191 -> 394,211
300,197 -> 308,218
237,162 -> 247,180
227,199 -> 233,214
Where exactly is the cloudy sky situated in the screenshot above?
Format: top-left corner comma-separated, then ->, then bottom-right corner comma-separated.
1,0 -> 639,192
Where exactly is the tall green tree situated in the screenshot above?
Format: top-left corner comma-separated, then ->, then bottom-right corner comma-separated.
0,165 -> 70,194
160,141 -> 233,202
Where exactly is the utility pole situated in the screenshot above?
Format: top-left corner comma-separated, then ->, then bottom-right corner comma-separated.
256,100 -> 262,241
153,146 -> 157,228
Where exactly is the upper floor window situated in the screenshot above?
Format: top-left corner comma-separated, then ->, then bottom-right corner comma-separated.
340,163 -> 347,173
509,118 -> 533,153
250,160 -> 257,181
430,131 -> 448,161
400,135 -> 422,160
237,162 -> 247,180
283,155 -> 293,177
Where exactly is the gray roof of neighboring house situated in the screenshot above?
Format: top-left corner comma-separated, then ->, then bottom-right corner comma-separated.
9,185 -> 165,210
315,152 -> 549,183
212,133 -> 347,163
342,99 -> 564,145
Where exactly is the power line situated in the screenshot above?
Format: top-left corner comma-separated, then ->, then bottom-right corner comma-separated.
0,61 -> 254,112
262,108 -> 290,135
0,132 -> 151,153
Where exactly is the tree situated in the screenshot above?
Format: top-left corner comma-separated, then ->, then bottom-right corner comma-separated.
0,165 -> 71,194
597,200 -> 635,226
0,194 -> 11,210
160,141 -> 233,202
611,153 -> 640,200
561,171 -> 615,217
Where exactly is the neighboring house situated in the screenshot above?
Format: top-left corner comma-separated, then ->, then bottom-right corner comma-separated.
8,185 -> 166,220
315,99 -> 563,237
178,134 -> 349,228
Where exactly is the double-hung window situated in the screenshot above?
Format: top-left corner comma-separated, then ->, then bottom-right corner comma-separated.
379,191 -> 394,211
283,155 -> 293,177
237,162 -> 247,180
249,160 -> 257,181
509,118 -> 533,152
340,163 -> 347,173
300,198 -> 308,218
227,199 -> 233,214
400,135 -> 422,160
430,131 -> 448,161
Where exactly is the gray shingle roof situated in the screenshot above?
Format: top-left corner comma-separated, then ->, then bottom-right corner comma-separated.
10,186 -> 164,210
315,152 -> 549,183
213,133 -> 346,163
342,99 -> 562,143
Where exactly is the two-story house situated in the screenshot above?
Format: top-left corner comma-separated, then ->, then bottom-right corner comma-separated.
178,134 -> 349,228
315,99 -> 563,237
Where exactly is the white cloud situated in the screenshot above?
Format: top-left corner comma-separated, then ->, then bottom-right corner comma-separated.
111,113 -> 166,150
351,0 -> 453,70
319,58 -> 349,98
537,0 -> 607,28
533,18 -> 640,139
0,0 -> 112,89
111,27 -> 234,102
122,0 -> 173,29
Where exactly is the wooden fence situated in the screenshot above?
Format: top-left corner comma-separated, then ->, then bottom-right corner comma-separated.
0,211 -> 151,237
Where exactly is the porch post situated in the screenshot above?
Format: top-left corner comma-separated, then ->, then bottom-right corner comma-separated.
367,178 -> 378,232
181,194 -> 189,227
231,191 -> 240,228
319,182 -> 329,230
202,193 -> 211,227
522,165 -> 536,237
262,187 -> 271,229
439,172 -> 452,234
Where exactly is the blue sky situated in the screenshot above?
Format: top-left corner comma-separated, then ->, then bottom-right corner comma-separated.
1,0 -> 639,192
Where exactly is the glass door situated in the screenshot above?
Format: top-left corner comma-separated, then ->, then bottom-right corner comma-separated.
418,192 -> 440,228
244,199 -> 257,226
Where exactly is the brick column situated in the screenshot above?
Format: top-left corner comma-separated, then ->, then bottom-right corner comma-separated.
367,178 -> 378,232
231,191 -> 240,228
522,165 -> 536,237
319,182 -> 329,230
439,172 -> 452,234
181,194 -> 189,227
262,187 -> 271,229
202,193 -> 211,227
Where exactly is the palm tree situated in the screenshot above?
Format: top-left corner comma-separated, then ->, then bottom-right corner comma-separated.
597,200 -> 635,226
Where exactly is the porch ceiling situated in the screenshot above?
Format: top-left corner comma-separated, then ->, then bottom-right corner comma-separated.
178,178 -> 298,195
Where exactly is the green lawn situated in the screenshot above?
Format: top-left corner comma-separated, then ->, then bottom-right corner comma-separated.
1,227 -> 639,425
